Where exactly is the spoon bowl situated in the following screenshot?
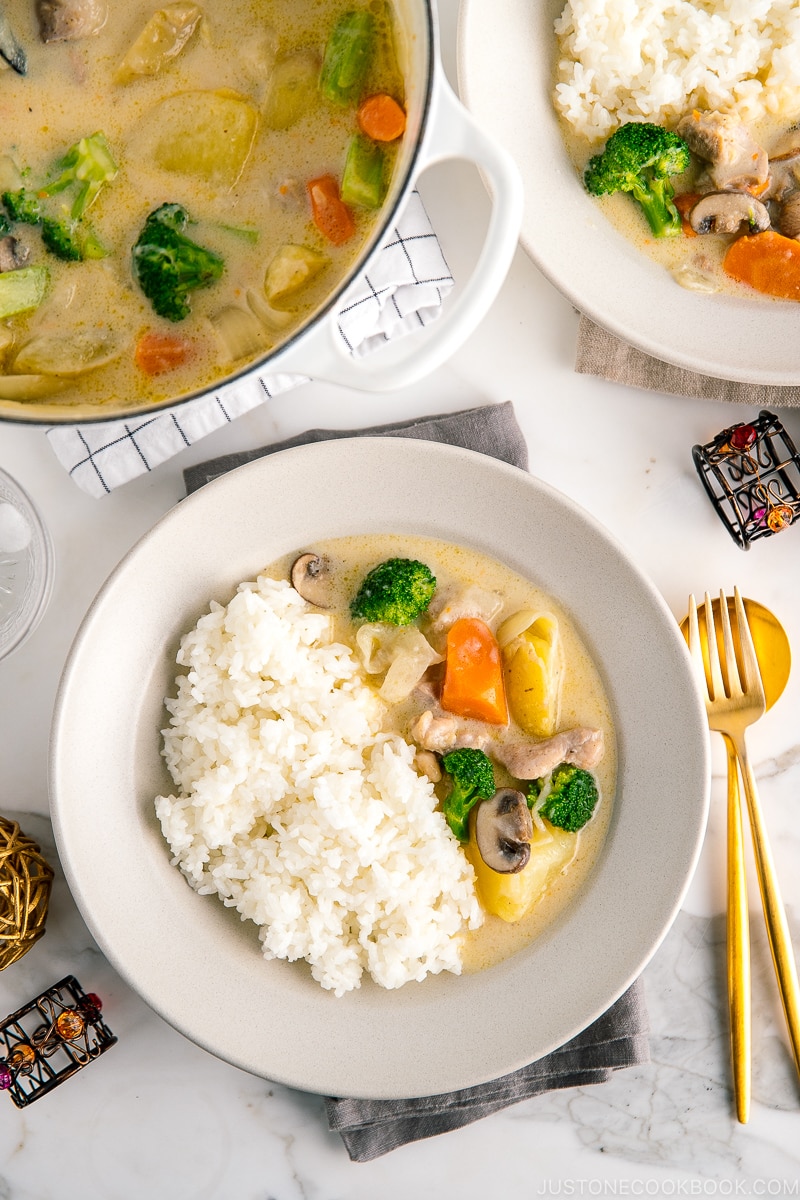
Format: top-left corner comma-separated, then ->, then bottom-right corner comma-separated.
680,597 -> 791,711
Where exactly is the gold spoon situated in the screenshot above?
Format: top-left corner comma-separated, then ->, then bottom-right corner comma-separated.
680,597 -> 791,1123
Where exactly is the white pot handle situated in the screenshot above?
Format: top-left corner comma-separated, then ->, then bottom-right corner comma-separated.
271,73 -> 523,390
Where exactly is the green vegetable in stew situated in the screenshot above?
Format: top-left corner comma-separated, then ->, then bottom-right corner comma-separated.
1,134 -> 117,262
529,763 -> 599,833
2,188 -> 42,226
132,203 -> 224,322
350,557 -> 436,625
320,11 -> 374,106
584,122 -> 690,239
0,265 -> 48,319
441,748 -> 496,843
341,135 -> 386,209
40,132 -> 118,220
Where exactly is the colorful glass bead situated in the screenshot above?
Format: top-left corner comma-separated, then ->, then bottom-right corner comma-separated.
56,1010 -> 85,1041
730,424 -> 757,452
767,505 -> 794,532
78,993 -> 102,1021
8,1044 -> 35,1069
0,1062 -> 11,1090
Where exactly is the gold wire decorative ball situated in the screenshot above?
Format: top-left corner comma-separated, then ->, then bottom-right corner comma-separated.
0,817 -> 54,970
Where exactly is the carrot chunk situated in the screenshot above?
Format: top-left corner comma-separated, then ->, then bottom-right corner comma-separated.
441,617 -> 509,725
674,192 -> 700,237
357,94 -> 407,142
135,331 -> 193,374
723,230 -> 800,301
307,174 -> 356,245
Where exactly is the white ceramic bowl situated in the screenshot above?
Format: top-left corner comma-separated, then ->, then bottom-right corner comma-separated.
50,439 -> 709,1098
458,0 -> 800,385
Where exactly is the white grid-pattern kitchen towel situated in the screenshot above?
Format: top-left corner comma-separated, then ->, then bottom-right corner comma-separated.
46,190 -> 453,497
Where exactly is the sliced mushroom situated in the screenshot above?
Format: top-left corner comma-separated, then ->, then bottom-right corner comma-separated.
767,155 -> 800,202
474,788 -> 532,874
290,552 -> 333,608
780,193 -> 800,240
0,9 -> 27,73
36,0 -> 107,41
0,236 -> 29,273
771,127 -> 800,161
689,192 -> 770,236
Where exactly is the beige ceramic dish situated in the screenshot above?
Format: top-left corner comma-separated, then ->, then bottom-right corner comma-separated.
458,0 -> 800,385
50,438 -> 709,1098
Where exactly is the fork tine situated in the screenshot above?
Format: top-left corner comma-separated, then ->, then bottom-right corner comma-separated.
718,589 -> 741,698
687,594 -> 705,682
734,586 -> 767,704
704,591 -> 726,702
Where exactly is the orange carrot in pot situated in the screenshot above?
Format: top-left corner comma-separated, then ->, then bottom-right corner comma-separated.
441,617 -> 509,725
307,174 -> 356,245
135,331 -> 193,374
723,230 -> 800,301
674,192 -> 700,237
357,94 -> 406,142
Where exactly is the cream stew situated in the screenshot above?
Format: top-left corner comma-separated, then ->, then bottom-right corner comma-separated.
269,533 -> 616,972
0,0 -> 406,408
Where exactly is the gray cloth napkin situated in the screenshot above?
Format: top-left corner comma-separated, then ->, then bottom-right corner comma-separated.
182,402 -> 529,491
183,401 -> 650,1162
576,314 -> 800,405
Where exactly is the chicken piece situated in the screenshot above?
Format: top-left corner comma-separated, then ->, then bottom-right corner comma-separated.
409,709 -> 459,753
677,111 -> 768,192
37,0 -> 107,42
413,749 -> 442,783
494,727 -> 604,780
0,236 -> 29,272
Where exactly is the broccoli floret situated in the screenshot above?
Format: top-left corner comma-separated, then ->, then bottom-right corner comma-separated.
40,132 -> 117,219
132,203 -> 224,322
350,557 -> 436,625
2,188 -> 42,225
584,122 -> 690,238
2,135 -> 116,262
40,217 -> 83,261
532,763 -> 599,833
441,747 -> 496,842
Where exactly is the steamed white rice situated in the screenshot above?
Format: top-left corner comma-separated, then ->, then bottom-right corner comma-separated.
555,0 -> 800,141
155,574 -> 482,996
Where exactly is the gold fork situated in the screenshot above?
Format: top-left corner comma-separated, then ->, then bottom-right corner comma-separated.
688,588 -> 800,1120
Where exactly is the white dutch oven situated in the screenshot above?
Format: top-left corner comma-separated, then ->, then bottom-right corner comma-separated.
5,0 -> 523,424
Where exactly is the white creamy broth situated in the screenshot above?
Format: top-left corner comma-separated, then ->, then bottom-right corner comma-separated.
0,0 -> 404,407
564,111 -> 800,299
266,532 -> 616,973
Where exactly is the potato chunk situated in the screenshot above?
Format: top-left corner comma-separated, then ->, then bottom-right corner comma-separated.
466,820 -> 576,923
0,374 -> 69,400
138,90 -> 258,187
12,330 -> 124,376
497,610 -> 563,737
264,244 -> 327,306
114,4 -> 203,85
262,52 -> 320,130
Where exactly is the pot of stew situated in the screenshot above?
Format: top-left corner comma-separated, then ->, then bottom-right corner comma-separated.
0,0 -> 523,424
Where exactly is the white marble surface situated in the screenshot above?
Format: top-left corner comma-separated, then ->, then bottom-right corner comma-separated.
1,1 -> 800,1195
